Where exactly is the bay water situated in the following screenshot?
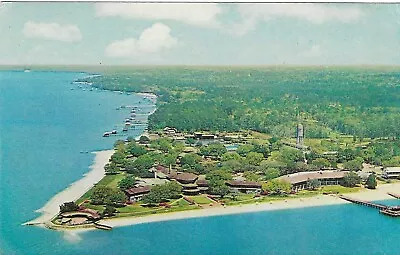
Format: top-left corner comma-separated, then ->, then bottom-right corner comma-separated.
0,70 -> 399,255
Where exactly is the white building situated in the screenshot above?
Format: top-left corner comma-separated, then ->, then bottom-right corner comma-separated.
382,167 -> 400,179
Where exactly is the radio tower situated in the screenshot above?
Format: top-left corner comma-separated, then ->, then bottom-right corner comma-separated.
296,123 -> 304,148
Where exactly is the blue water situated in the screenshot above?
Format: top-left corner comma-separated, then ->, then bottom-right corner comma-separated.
0,70 -> 399,255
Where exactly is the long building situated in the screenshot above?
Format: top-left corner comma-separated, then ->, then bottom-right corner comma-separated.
277,170 -> 348,192
382,167 -> 400,179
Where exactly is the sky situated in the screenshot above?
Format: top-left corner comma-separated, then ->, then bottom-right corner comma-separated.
0,2 -> 399,66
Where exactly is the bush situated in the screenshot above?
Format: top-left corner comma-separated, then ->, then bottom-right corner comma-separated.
59,202 -> 79,213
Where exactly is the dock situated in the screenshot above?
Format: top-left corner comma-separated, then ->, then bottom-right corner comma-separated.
94,222 -> 112,230
387,192 -> 400,199
339,195 -> 400,217
339,195 -> 388,210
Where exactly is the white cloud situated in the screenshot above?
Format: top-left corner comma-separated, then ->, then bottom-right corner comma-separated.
23,21 -> 82,42
231,4 -> 364,36
95,3 -> 222,28
105,23 -> 178,58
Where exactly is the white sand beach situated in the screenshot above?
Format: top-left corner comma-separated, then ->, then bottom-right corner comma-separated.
24,150 -> 114,226
95,182 -> 400,230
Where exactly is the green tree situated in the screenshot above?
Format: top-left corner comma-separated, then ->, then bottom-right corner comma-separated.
106,189 -> 127,205
243,171 -> 261,181
343,159 -> 363,171
59,202 -> 79,213
262,179 -> 291,195
180,153 -> 201,169
186,137 -> 196,145
208,180 -> 230,198
90,186 -> 127,205
263,168 -> 281,180
236,144 -> 255,157
132,154 -> 155,172
110,151 -> 126,165
253,143 -> 270,157
91,186 -> 111,205
221,152 -> 242,161
245,152 -> 264,166
127,142 -> 147,157
162,153 -> 178,167
311,158 -> 331,169
365,174 -> 377,189
278,147 -> 304,164
142,181 -> 182,204
104,162 -> 119,175
342,171 -> 361,187
102,205 -> 116,217
118,175 -> 136,190
307,179 -> 321,190
199,143 -> 227,158
221,159 -> 242,173
206,169 -> 233,182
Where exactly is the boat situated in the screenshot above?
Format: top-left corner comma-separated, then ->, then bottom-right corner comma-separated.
103,132 -> 111,137
24,69 -> 31,73
122,127 -> 128,132
111,130 -> 117,134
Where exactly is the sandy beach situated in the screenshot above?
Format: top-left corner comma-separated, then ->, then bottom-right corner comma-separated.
24,150 -> 114,226
94,182 -> 400,230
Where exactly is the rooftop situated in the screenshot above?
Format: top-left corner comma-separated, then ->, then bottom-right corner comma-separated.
277,171 -> 348,185
174,172 -> 199,182
226,180 -> 262,188
125,186 -> 151,196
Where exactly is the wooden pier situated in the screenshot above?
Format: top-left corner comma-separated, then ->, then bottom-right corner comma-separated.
94,222 -> 112,230
339,195 -> 400,217
387,192 -> 400,199
339,195 -> 388,210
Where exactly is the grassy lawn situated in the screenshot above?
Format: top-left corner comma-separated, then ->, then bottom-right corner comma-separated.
82,202 -> 105,213
114,200 -> 199,218
319,185 -> 362,194
173,198 -> 191,206
76,173 -> 126,204
190,195 -> 213,204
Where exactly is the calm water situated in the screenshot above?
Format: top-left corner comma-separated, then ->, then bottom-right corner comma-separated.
0,70 -> 399,255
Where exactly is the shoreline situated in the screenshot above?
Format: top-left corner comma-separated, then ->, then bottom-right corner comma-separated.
71,182 -> 399,233
23,150 -> 114,226
25,91 -> 157,227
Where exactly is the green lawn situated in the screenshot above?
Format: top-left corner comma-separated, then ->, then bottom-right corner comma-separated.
319,185 -> 362,194
76,173 -> 126,204
190,196 -> 213,204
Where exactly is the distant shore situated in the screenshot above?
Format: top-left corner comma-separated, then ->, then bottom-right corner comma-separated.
24,150 -> 114,226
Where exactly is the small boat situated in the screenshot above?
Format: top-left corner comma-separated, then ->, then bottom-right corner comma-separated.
123,127 -> 128,132
24,69 -> 31,73
111,130 -> 117,134
103,132 -> 111,137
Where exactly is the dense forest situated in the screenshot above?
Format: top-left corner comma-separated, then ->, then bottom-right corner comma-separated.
78,67 -> 400,139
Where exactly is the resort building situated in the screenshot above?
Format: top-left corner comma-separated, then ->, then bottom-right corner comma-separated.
125,186 -> 152,202
167,172 -> 202,195
194,132 -> 216,140
277,171 -> 348,192
196,178 -> 209,193
226,181 -> 262,194
382,167 -> 400,179
163,127 -> 177,136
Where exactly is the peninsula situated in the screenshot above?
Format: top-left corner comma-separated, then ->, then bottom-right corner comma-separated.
25,67 -> 400,231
